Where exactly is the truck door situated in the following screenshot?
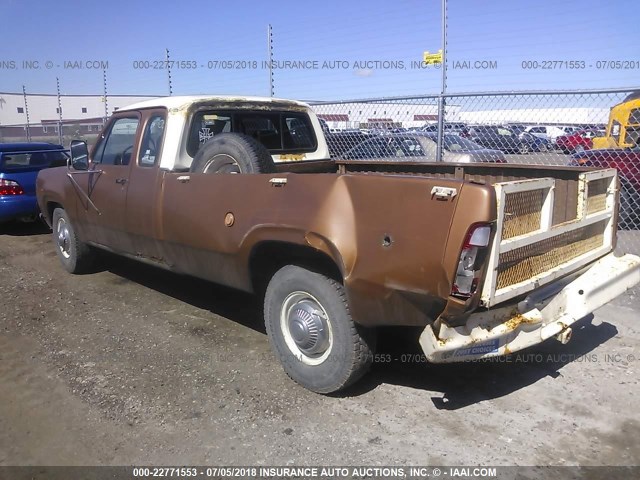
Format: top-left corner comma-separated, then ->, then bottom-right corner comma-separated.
84,114 -> 141,253
124,109 -> 167,262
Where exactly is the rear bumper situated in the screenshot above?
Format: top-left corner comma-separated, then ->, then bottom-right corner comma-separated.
420,252 -> 640,362
0,194 -> 38,222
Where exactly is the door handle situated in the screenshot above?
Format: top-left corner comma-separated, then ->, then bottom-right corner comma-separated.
115,178 -> 128,185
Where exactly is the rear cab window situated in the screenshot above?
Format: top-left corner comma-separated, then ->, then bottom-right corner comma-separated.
187,110 -> 317,157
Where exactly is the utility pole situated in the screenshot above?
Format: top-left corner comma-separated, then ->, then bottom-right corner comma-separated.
56,77 -> 63,144
267,24 -> 275,97
102,69 -> 109,125
166,48 -> 173,96
436,0 -> 448,162
22,85 -> 31,142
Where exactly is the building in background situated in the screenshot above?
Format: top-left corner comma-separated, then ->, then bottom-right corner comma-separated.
0,92 -> 159,143
312,102 -> 457,130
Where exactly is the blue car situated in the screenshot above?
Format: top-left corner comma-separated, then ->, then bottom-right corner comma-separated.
0,143 -> 69,223
518,131 -> 552,152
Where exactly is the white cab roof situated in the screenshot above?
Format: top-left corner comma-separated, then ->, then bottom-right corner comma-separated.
120,95 -> 311,112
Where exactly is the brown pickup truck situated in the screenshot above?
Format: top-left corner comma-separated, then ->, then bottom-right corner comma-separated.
36,95 -> 640,393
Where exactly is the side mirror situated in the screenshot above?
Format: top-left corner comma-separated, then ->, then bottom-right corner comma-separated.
69,140 -> 89,171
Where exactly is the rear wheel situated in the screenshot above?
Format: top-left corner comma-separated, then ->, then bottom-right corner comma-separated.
264,265 -> 375,393
52,208 -> 95,273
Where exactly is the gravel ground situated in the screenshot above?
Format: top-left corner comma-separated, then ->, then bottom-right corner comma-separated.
0,221 -> 639,468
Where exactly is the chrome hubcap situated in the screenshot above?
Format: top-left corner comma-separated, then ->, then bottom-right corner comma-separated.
281,292 -> 333,365
56,218 -> 71,259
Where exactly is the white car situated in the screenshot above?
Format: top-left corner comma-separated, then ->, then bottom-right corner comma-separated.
525,125 -> 576,143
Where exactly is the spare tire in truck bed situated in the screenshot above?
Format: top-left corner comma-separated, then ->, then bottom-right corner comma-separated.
190,132 -> 276,174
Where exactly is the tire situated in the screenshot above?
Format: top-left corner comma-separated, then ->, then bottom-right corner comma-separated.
518,143 -> 529,154
538,143 -> 548,153
52,208 -> 95,273
264,265 -> 375,394
190,133 -> 276,174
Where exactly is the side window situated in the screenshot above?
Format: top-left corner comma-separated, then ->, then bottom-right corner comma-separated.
283,115 -> 316,150
611,121 -> 621,143
93,117 -> 140,165
138,115 -> 166,167
625,126 -> 640,147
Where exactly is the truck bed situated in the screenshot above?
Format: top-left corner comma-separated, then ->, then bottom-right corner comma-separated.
276,160 -> 603,227
277,159 -> 618,309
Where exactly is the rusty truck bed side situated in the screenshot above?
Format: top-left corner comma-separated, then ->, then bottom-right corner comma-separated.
157,171 -> 495,328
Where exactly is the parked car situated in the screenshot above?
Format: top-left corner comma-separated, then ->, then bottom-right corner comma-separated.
0,143 -> 68,223
570,148 -> 640,228
556,128 -> 606,154
340,132 -> 506,162
325,130 -> 374,157
505,123 -> 527,135
468,126 -> 528,154
525,125 -> 575,143
422,123 -> 469,135
518,131 -> 552,152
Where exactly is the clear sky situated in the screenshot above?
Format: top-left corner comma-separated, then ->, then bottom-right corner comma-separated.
0,0 -> 638,100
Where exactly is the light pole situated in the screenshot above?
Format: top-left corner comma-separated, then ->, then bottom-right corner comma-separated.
436,0 -> 448,162
268,24 -> 275,97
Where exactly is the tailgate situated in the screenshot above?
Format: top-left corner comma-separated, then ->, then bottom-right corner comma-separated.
480,168 -> 618,307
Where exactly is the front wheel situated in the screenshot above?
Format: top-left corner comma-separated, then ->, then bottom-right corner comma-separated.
264,265 -> 375,393
52,208 -> 95,273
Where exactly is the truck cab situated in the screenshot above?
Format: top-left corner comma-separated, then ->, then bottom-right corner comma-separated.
593,92 -> 640,150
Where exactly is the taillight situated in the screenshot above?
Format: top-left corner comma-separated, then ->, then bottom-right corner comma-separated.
451,223 -> 492,298
0,179 -> 24,196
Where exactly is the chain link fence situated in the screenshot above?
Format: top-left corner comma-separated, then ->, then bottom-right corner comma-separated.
0,120 -> 103,148
310,88 -> 639,253
1,88 -> 638,253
